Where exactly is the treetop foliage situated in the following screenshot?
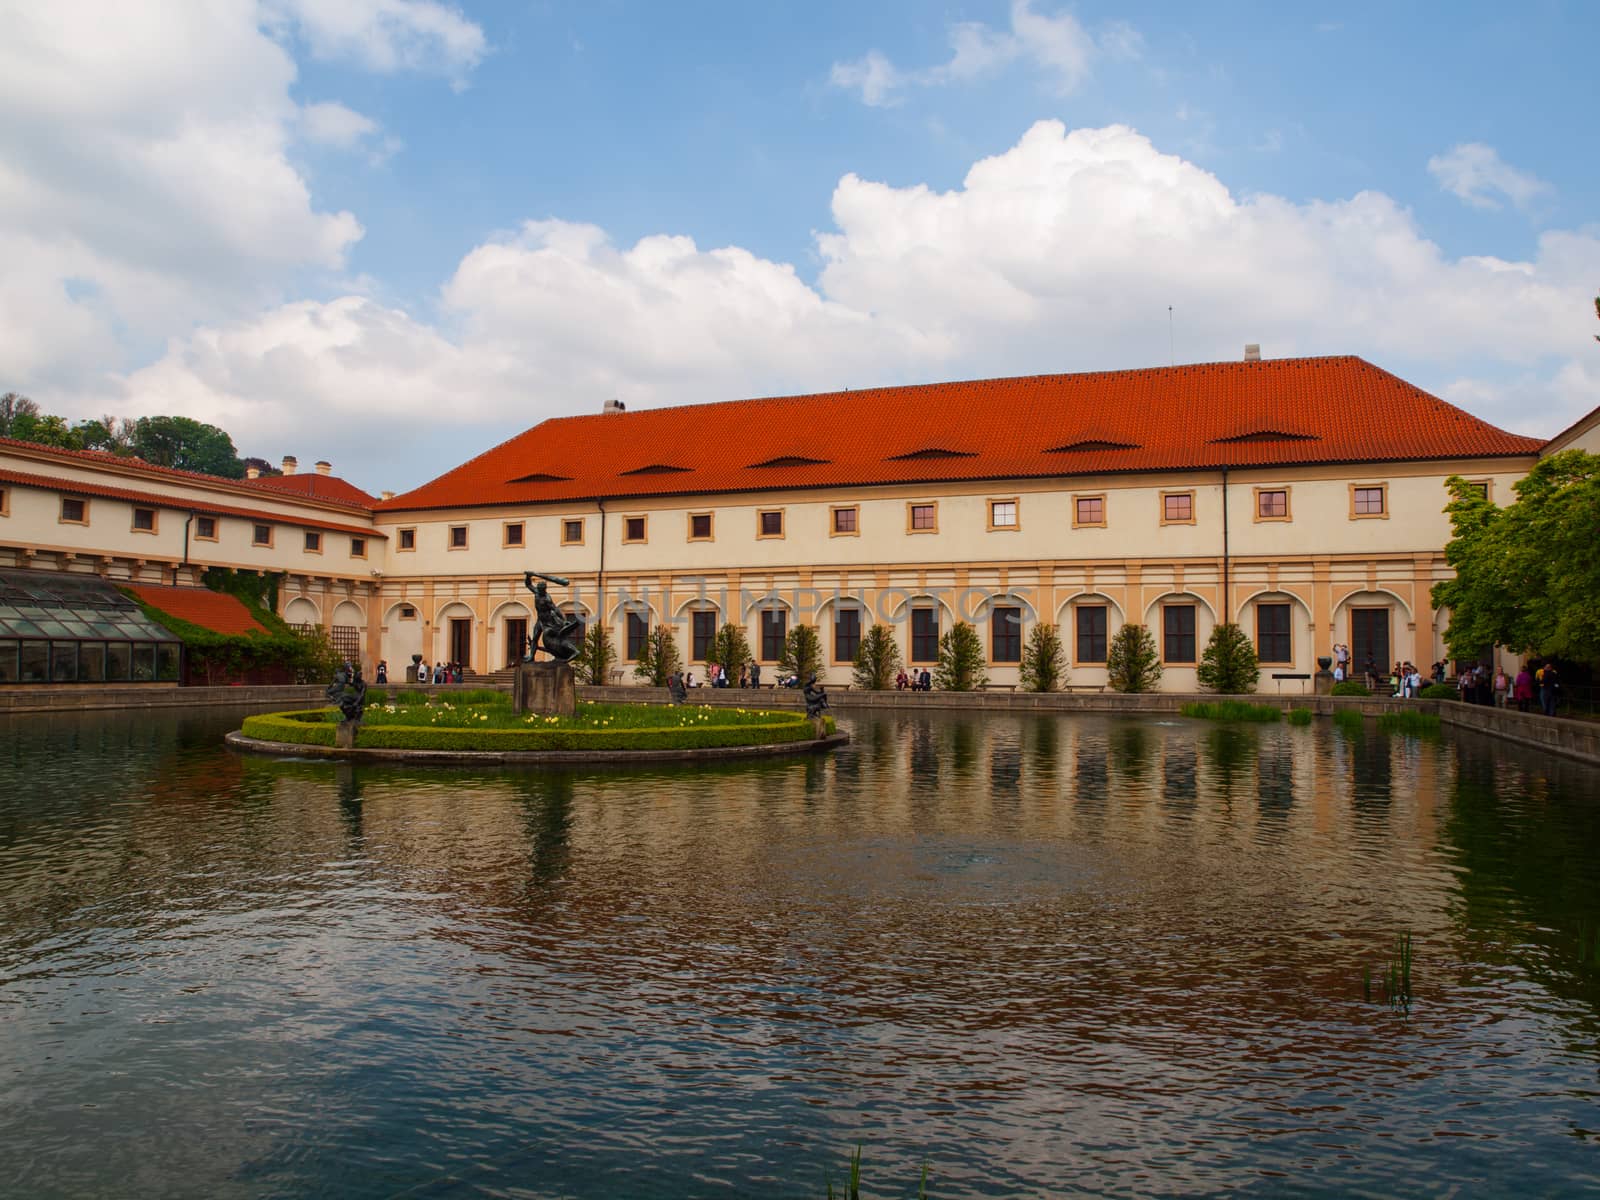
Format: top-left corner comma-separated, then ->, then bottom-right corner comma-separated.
0,392 -> 250,478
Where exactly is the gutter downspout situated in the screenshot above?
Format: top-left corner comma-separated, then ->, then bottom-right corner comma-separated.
596,498 -> 607,631
1221,468 -> 1231,624
176,511 -> 195,586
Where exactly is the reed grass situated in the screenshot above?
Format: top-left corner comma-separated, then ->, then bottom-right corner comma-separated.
822,1146 -> 929,1199
1333,708 -> 1365,734
1386,932 -> 1414,1011
1286,708 -> 1314,726
1179,700 -> 1282,723
1376,710 -> 1442,738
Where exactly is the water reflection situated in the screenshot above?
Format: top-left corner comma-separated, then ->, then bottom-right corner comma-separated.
0,706 -> 1598,1199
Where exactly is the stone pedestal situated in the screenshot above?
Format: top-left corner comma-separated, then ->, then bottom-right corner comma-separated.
336,720 -> 360,749
1314,656 -> 1335,696
515,661 -> 577,716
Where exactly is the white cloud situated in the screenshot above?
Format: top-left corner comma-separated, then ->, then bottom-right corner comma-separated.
262,0 -> 486,76
831,1 -> 1119,106
300,101 -> 378,148
99,120 -> 1599,492
1428,142 -> 1552,213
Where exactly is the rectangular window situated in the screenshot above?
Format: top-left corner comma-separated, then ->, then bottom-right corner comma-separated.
503,522 -> 524,548
252,523 -> 273,547
1255,488 -> 1289,520
131,507 -> 156,533
562,519 -> 584,545
830,505 -> 858,536
304,531 -> 322,553
0,487 -> 7,517
623,516 -> 646,543
1163,604 -> 1197,663
689,513 -> 713,541
911,608 -> 939,663
834,608 -> 861,662
400,606 -> 416,619
991,606 -> 1022,662
1256,603 -> 1292,664
757,510 -> 784,539
1351,485 -> 1387,517
692,610 -> 717,660
60,497 -> 87,524
448,525 -> 468,549
908,503 -> 937,533
350,536 -> 367,558
626,612 -> 648,660
761,609 -> 787,661
1161,491 -> 1195,525
398,527 -> 416,550
1073,495 -> 1105,528
1466,480 -> 1490,501
988,499 -> 1018,530
1075,605 -> 1108,663
195,515 -> 217,540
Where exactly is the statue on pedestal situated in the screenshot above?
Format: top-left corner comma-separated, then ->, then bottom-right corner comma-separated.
326,662 -> 368,747
523,571 -> 583,663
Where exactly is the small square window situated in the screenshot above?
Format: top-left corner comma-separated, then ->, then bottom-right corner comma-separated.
350,537 -> 367,558
908,503 -> 937,533
252,523 -> 273,547
831,505 -> 858,536
1351,485 -> 1387,518
1161,492 -> 1194,524
757,510 -> 784,538
623,516 -> 646,543
400,606 -> 416,620
689,513 -> 713,541
195,515 -> 217,540
398,528 -> 416,551
448,525 -> 468,549
60,497 -> 87,524
1466,480 -> 1490,501
1255,488 -> 1289,521
132,507 -> 156,532
988,499 -> 1018,530
1074,495 -> 1105,527
503,522 -> 524,548
304,531 -> 322,553
562,519 -> 584,545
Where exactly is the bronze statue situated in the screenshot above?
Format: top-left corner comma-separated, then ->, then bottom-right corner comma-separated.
803,674 -> 830,719
522,571 -> 583,663
326,662 -> 368,724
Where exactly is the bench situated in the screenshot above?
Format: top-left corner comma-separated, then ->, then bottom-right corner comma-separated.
982,683 -> 1017,692
1064,684 -> 1106,693
1271,672 -> 1311,693
607,670 -> 625,685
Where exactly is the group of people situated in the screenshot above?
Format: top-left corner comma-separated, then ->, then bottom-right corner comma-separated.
894,668 -> 933,691
413,659 -> 464,686
1336,644 -> 1566,716
700,662 -> 762,688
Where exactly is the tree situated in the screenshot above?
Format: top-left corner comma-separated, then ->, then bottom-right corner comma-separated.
77,414 -> 137,455
1196,622 -> 1259,693
131,415 -> 245,477
8,410 -> 83,449
778,623 -> 823,682
852,622 -> 902,690
934,621 -> 988,691
633,625 -> 682,686
706,622 -> 753,679
573,624 -> 617,686
1432,452 -> 1600,662
1107,623 -> 1162,693
1020,622 -> 1068,692
0,392 -> 40,437
241,456 -> 281,477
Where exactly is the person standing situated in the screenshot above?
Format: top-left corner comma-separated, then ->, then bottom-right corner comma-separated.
417,658 -> 429,685
1541,662 -> 1560,717
1514,665 -> 1534,713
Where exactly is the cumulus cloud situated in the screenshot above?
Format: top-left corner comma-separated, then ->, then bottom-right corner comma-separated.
1428,142 -> 1552,212
831,0 -> 1121,106
103,120 -> 1599,492
262,0 -> 486,77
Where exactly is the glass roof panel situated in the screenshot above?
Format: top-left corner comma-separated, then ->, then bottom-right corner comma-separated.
0,569 -> 181,645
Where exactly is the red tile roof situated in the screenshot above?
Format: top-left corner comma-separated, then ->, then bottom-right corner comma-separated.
377,356 -> 1544,512
239,472 -> 376,508
0,467 -> 384,538
124,584 -> 270,636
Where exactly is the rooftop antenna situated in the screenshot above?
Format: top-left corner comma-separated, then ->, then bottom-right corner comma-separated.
1168,306 -> 1174,366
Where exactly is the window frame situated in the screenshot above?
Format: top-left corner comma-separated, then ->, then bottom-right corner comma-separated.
990,605 -> 1022,663
690,609 -> 718,661
1072,494 -> 1106,529
194,514 -> 218,542
833,607 -> 862,664
396,527 -> 416,552
1075,604 -> 1108,664
622,515 -> 647,544
829,504 -> 859,537
906,502 -> 939,534
1255,602 -> 1293,665
1160,490 -> 1196,527
687,512 -> 714,542
1349,483 -> 1389,520
447,524 -> 469,550
303,530 -> 323,554
0,486 -> 7,518
625,611 -> 649,661
350,536 -> 368,559
1253,486 -> 1291,523
130,506 -> 158,535
756,509 -> 785,540
1463,479 -> 1492,502
502,521 -> 525,549
759,608 -> 787,662
987,497 -> 1020,533
910,607 -> 940,663
59,496 -> 89,525
1162,603 -> 1198,664
251,522 -> 274,548
561,518 -> 585,547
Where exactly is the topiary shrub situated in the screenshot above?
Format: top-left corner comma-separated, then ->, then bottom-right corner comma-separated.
1419,683 -> 1456,700
1196,622 -> 1260,694
1331,680 -> 1372,697
707,622 -> 753,681
778,624 -> 823,682
1020,623 -> 1067,692
574,625 -> 618,686
934,621 -> 988,691
852,623 -> 901,690
1107,624 -> 1162,693
633,625 -> 682,686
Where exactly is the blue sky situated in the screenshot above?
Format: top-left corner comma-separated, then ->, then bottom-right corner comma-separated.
2,1 -> 1595,492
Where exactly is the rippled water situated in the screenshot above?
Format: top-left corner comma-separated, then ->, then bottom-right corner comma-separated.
2,707 -> 1599,1198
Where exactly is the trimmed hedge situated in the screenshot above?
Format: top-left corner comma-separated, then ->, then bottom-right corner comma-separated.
1418,683 -> 1456,700
1331,681 -> 1372,697
241,708 -> 834,753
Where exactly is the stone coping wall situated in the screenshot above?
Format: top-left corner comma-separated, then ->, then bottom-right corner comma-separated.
0,683 -> 328,715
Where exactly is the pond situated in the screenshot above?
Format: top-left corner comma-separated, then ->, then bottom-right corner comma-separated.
1,706 -> 1598,1198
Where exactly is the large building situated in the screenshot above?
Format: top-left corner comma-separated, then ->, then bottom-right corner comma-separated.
0,352 -> 1566,688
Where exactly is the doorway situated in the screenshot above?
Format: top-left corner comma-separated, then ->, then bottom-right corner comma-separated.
1350,607 -> 1390,677
449,618 -> 471,670
505,618 -> 527,667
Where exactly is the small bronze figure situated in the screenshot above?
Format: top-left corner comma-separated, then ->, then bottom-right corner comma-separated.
803,674 -> 829,719
327,662 -> 368,725
522,571 -> 583,664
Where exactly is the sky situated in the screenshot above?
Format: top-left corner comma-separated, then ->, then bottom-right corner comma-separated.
1,0 -> 1596,496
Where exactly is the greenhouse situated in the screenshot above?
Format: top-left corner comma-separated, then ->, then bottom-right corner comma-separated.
0,569 -> 182,684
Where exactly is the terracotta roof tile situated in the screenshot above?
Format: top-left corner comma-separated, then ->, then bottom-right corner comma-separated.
123,584 -> 270,636
239,473 -> 376,508
377,356 -> 1543,512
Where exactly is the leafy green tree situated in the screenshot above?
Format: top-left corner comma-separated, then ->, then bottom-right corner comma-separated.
934,621 -> 988,691
8,409 -> 83,449
0,392 -> 40,437
633,625 -> 682,686
778,623 -> 823,682
76,414 -> 137,455
852,622 -> 902,690
573,624 -> 617,686
1432,452 -> 1600,662
131,415 -> 245,477
1019,622 -> 1068,692
1107,623 -> 1162,693
1196,622 -> 1259,693
706,622 -> 753,680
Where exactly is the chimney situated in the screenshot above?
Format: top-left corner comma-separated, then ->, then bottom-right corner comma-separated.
380,490 -> 395,501
245,466 -> 261,480
315,460 -> 331,475
1243,344 -> 1261,362
603,398 -> 626,414
281,455 -> 298,475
